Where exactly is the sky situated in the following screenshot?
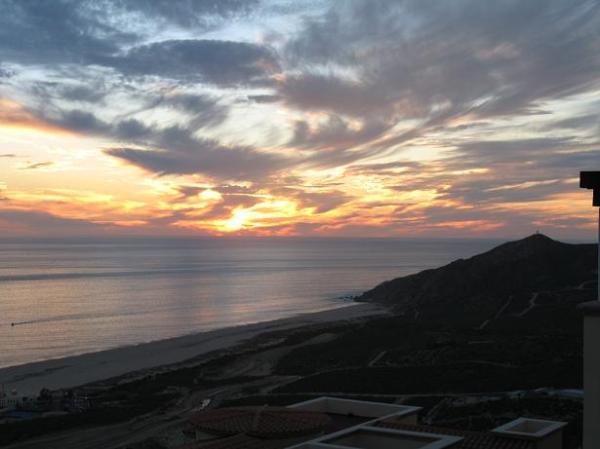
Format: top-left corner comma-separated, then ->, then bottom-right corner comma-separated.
0,0 -> 599,239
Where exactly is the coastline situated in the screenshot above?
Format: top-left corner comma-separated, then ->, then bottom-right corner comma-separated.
0,303 -> 386,396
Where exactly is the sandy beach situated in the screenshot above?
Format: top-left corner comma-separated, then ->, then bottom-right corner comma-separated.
0,303 -> 385,396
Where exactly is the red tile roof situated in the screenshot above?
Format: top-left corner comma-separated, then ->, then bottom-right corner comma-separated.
177,434 -> 287,449
378,422 -> 535,449
182,407 -> 539,449
188,406 -> 331,439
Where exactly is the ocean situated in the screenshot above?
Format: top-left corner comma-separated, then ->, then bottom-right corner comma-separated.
0,237 -> 499,368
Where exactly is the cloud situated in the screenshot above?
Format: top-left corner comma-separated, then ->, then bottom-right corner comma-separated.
0,208 -> 111,236
0,98 -> 73,134
288,115 -> 396,170
293,190 -> 352,214
348,161 -> 423,177
0,1 -> 259,67
59,84 -> 108,103
386,136 -> 599,208
547,114 -> 599,130
20,105 -> 289,180
20,161 -> 54,170
0,66 -> 13,78
0,1 -> 131,66
52,109 -> 111,134
48,87 -> 229,129
291,115 -> 390,150
162,94 -> 229,127
112,0 -> 259,29
271,0 -> 600,176
193,193 -> 263,221
106,141 -> 286,181
0,2 -> 271,87
279,74 -> 389,117
448,138 -> 575,166
105,39 -> 280,86
247,94 -> 280,104
281,0 -> 600,126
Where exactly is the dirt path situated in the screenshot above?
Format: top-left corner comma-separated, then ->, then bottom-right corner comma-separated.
517,292 -> 539,317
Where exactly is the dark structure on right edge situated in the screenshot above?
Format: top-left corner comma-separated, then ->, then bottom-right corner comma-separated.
580,171 -> 600,206
578,171 -> 600,449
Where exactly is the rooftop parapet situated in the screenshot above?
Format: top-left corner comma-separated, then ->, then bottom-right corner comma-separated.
290,426 -> 462,449
493,418 -> 566,449
288,397 -> 421,423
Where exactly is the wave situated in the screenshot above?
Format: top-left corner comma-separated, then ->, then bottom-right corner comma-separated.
0,268 -> 204,282
0,263 -> 413,283
7,307 -> 172,327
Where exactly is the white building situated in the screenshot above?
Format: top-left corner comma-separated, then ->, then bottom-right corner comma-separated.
0,389 -> 22,411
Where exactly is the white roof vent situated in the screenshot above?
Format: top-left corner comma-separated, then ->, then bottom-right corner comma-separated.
288,426 -> 462,449
493,417 -> 566,449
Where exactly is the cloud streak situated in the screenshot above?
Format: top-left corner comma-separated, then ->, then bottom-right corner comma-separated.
106,39 -> 279,86
20,161 -> 54,170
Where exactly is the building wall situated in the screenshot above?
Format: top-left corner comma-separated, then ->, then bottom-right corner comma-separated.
537,430 -> 563,449
584,313 -> 600,449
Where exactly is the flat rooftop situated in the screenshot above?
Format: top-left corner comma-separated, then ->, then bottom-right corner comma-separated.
179,397 -> 565,449
289,397 -> 421,420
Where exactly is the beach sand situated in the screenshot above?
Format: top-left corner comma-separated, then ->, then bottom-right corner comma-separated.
0,303 -> 385,396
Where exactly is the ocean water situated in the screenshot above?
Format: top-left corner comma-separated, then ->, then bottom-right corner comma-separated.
0,237 -> 499,368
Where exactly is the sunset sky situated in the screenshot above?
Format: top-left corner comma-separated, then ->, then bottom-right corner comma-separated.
0,0 -> 599,238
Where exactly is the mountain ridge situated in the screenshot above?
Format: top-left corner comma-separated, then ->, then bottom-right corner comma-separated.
358,234 -> 597,326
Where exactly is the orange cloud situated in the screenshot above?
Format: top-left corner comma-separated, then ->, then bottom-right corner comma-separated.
0,99 -> 74,136
1,160 -> 595,239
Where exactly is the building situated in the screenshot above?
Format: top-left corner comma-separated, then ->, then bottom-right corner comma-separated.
178,397 -> 567,449
0,387 -> 22,411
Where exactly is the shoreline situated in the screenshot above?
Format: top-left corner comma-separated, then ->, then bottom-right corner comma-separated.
0,303 -> 386,396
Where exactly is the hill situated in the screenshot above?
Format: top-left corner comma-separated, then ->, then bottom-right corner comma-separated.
272,234 -> 596,404
358,234 -> 597,328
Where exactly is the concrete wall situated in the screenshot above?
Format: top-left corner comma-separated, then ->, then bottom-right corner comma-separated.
289,397 -> 419,420
583,312 -> 600,449
536,430 -> 563,449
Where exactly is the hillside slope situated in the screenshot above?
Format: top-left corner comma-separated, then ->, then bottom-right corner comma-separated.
358,234 -> 597,326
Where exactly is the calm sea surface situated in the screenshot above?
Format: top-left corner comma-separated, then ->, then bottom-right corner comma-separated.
0,237 -> 499,368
